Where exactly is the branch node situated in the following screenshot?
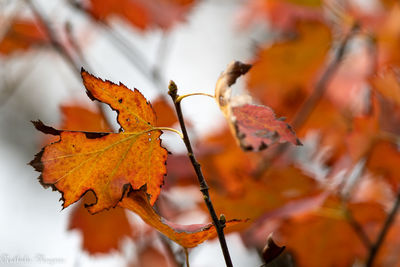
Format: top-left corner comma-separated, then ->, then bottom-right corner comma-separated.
168,80 -> 178,100
219,214 -> 226,228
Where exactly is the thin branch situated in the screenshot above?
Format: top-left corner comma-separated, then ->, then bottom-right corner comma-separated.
291,22 -> 360,128
366,189 -> 400,267
168,81 -> 233,267
24,0 -> 82,77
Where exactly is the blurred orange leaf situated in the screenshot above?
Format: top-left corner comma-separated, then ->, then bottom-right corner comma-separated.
366,140 -> 400,191
152,97 -> 177,127
239,0 -> 323,31
371,68 -> 400,107
69,192 -> 133,254
199,127 -> 257,195
276,197 -> 386,267
376,3 -> 400,68
298,99 -> 351,164
346,96 -> 380,162
246,20 -> 332,120
87,0 -> 195,30
0,18 -> 48,55
210,166 -> 320,232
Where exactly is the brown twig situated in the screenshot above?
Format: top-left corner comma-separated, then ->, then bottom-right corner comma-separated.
366,189 -> 400,267
168,81 -> 233,267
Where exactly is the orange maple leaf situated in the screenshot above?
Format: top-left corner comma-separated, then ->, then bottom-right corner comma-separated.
31,71 -> 245,248
49,103 -> 134,254
30,70 -> 168,213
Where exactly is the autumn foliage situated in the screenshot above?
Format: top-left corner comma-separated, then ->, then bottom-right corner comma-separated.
3,0 -> 400,266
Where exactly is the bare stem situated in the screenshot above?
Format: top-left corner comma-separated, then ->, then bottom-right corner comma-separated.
168,81 -> 233,267
366,189 -> 400,267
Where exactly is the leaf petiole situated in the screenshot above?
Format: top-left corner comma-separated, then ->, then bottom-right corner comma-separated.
175,92 -> 215,103
152,127 -> 184,139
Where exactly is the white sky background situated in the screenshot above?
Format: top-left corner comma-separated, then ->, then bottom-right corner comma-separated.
0,0 -> 264,266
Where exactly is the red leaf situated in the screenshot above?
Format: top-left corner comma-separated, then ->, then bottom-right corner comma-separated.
232,104 -> 302,151
215,61 -> 301,151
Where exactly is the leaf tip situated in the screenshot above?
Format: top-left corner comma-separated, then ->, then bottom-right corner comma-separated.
225,61 -> 252,87
32,120 -> 62,135
168,80 -> 178,99
296,138 -> 303,146
262,234 -> 285,265
80,67 -> 87,75
29,148 -> 44,173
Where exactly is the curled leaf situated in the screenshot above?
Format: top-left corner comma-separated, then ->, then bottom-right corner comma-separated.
119,187 -> 243,248
215,61 -> 301,151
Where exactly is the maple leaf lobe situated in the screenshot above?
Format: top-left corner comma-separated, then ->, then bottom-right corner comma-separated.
81,69 -> 157,132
